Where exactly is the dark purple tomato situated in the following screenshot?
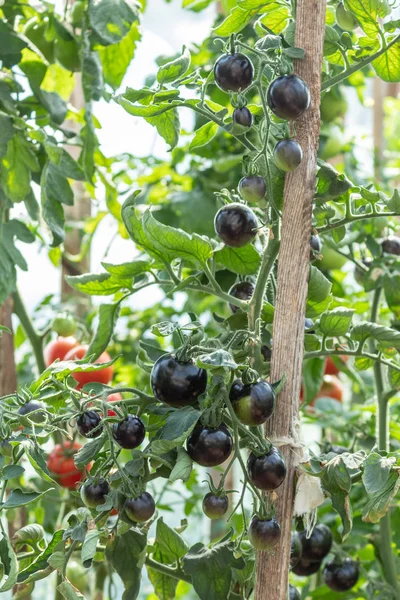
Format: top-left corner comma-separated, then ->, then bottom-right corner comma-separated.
310,234 -> 322,261
247,446 -> 287,490
299,524 -> 332,561
261,345 -> 272,362
214,53 -> 254,92
381,237 -> 400,256
248,516 -> 281,550
304,317 -> 315,331
214,203 -> 258,248
323,558 -> 359,592
187,423 -> 233,467
228,281 -> 254,313
354,258 -> 372,286
233,107 -> 253,128
80,478 -> 109,508
267,75 -> 310,120
273,140 -> 303,172
76,411 -> 103,438
238,175 -> 267,204
18,401 -> 45,424
112,415 -> 145,449
124,491 -> 155,523
151,354 -> 207,408
289,585 -> 301,600
202,492 -> 229,519
292,556 -> 323,576
290,532 -> 302,569
230,379 -> 275,426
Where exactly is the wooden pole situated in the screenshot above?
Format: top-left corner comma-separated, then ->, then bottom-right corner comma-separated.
0,298 -> 17,396
254,1 -> 326,598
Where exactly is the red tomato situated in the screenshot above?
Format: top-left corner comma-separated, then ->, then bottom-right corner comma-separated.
324,355 -> 348,376
64,345 -> 114,387
106,392 -> 122,417
315,375 -> 343,403
44,337 -> 78,367
47,442 -> 91,489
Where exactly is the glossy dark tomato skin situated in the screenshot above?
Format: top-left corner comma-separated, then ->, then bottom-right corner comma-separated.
77,411 -> 103,438
187,423 -> 233,467
299,524 -> 332,560
233,107 -> 253,128
151,355 -> 207,408
80,478 -> 109,508
214,53 -> 254,92
228,281 -> 254,313
323,558 -> 359,592
310,234 -> 322,261
292,556 -> 322,576
112,415 -> 145,449
289,585 -> 301,600
202,493 -> 229,519
230,379 -> 275,426
18,401 -> 45,423
267,75 -> 310,120
247,446 -> 287,491
214,203 -> 258,248
274,140 -> 303,172
304,317 -> 315,331
382,236 -> 400,256
124,491 -> 156,523
248,516 -> 281,550
290,533 -> 302,569
261,345 -> 272,362
238,176 -> 267,204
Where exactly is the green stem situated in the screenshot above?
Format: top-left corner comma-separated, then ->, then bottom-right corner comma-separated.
304,348 -> 400,374
188,283 -> 249,311
12,289 -> 46,373
318,210 -> 397,234
145,557 -> 191,584
321,34 -> 400,91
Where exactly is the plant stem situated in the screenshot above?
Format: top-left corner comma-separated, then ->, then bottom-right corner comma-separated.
12,289 -> 46,373
304,348 -> 400,374
369,287 -> 400,594
318,210 -> 397,234
145,557 -> 191,584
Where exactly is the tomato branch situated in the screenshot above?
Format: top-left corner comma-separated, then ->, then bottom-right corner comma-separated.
317,210 -> 398,233
12,289 -> 46,374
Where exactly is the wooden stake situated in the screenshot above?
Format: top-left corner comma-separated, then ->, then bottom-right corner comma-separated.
254,1 -> 326,598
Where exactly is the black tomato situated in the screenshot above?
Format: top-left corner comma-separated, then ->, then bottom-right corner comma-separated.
214,53 -> 254,93
18,401 -> 45,423
273,140 -> 303,172
214,203 -> 258,248
238,175 -> 267,204
187,423 -> 232,467
248,516 -> 281,550
267,75 -> 310,120
323,558 -> 359,592
151,354 -> 207,408
247,446 -> 287,491
80,478 -> 109,508
76,411 -> 103,438
299,524 -> 332,561
304,317 -> 315,331
261,345 -> 272,362
289,585 -> 301,600
124,491 -> 156,523
230,379 -> 275,426
290,532 -> 302,569
232,107 -> 253,129
228,281 -> 254,313
292,556 -> 322,576
202,492 -> 229,520
382,236 -> 400,256
112,415 -> 145,449
310,234 -> 322,261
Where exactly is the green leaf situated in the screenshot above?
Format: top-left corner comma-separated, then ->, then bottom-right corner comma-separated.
316,162 -> 353,201
351,322 -> 400,349
81,529 -> 101,567
25,446 -> 59,487
213,6 -> 253,36
386,189 -> 400,213
142,210 -> 213,266
362,452 -> 395,495
115,95 -> 181,117
44,142 -> 85,181
255,2 -> 291,34
74,436 -> 105,469
105,529 -> 147,600
283,46 -> 305,59
18,530 -> 65,583
121,193 -> 167,262
189,121 -> 219,151
13,524 -> 45,545
2,464 -> 25,480
306,266 -> 332,317
0,535 -> 18,592
157,46 -> 191,84
373,37 -> 400,82
57,581 -> 85,600
89,0 -> 139,45
66,272 -> 133,295
319,308 -> 354,337
102,260 -> 152,277
0,112 -> 14,159
82,49 -> 104,102
331,490 -> 353,540
98,22 -> 141,89
344,0 -> 387,38
156,518 -> 188,560
2,219 -> 35,272
80,111 -> 98,183
215,244 -> 261,275
169,447 -> 192,483
86,301 -> 122,359
146,546 -> 178,600
303,357 -> 325,405
152,406 -> 200,454
383,273 -> 400,317
362,471 -> 400,523
145,108 -> 180,150
1,134 -> 39,202
2,488 -> 53,509
0,22 -> 27,68
324,25 -> 341,56
196,349 -> 237,370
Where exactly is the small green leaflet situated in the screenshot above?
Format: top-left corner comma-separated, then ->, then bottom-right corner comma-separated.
189,121 -> 218,150
157,46 -> 191,84
319,308 -> 354,337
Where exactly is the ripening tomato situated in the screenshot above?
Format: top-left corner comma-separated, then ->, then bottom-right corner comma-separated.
64,345 -> 114,387
47,442 -> 90,489
324,355 -> 348,376
106,392 -> 122,417
44,337 -> 78,367
315,376 -> 343,404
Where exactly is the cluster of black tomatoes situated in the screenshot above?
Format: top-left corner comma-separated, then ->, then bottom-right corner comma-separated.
291,524 -> 359,595
212,51 -> 310,250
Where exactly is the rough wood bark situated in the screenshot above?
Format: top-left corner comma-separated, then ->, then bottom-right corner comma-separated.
0,297 -> 17,395
254,1 -> 327,598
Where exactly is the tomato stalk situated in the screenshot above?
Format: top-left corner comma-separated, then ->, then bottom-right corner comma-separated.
12,289 -> 46,373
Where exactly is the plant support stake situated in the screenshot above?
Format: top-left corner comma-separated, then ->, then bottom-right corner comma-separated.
254,1 -> 327,598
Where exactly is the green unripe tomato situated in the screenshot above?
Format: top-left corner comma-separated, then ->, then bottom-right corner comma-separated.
70,1 -> 85,27
336,2 -> 359,31
319,246 -> 347,270
52,313 -> 78,337
320,87 -> 348,123
23,18 -> 55,62
66,560 -> 89,594
54,37 -> 80,72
